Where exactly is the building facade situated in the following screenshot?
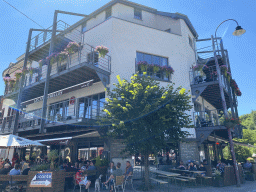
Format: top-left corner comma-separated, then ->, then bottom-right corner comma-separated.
1,0 -> 241,165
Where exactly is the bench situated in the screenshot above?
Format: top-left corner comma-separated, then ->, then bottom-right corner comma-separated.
0,175 -> 28,190
177,176 -> 196,186
150,177 -> 168,185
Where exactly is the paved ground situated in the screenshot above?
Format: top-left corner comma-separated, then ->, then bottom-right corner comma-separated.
69,180 -> 256,192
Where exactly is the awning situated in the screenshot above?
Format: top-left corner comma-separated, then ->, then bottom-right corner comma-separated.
36,137 -> 72,145
35,131 -> 100,145
72,131 -> 100,139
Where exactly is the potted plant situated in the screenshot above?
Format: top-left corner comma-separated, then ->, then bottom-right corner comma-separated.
66,42 -> 80,54
48,150 -> 59,170
95,45 -> 109,58
153,64 -> 160,74
213,170 -> 224,187
161,65 -> 174,77
137,61 -> 148,73
227,72 -> 231,82
56,51 -> 69,63
224,117 -> 240,129
193,64 -> 204,71
14,69 -> 23,80
220,65 -> 228,76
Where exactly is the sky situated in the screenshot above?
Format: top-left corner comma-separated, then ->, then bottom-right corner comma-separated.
0,0 -> 255,116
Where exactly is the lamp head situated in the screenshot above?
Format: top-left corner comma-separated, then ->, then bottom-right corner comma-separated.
232,26 -> 246,36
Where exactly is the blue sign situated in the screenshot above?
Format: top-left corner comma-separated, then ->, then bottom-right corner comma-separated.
30,172 -> 52,187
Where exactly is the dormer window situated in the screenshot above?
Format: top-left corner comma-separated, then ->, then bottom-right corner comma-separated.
105,7 -> 112,20
134,8 -> 142,20
189,36 -> 193,48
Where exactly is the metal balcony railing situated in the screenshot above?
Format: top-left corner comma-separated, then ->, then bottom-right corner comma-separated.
189,66 -> 230,93
193,109 -> 232,128
22,43 -> 111,88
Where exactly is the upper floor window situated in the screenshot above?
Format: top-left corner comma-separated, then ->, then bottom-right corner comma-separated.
136,52 -> 172,81
134,8 -> 142,20
82,22 -> 87,33
105,7 -> 112,20
189,36 -> 193,48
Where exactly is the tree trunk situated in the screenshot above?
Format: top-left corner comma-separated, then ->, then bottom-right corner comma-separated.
143,151 -> 150,190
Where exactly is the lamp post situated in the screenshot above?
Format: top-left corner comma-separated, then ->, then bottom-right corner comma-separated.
214,19 -> 245,187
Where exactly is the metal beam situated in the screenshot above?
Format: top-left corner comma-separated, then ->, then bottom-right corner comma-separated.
40,11 -> 58,134
13,28 -> 33,135
56,10 -> 88,17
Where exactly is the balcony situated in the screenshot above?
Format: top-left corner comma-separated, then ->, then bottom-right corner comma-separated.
194,109 -> 242,144
0,93 -> 106,134
4,43 -> 111,102
4,20 -> 111,102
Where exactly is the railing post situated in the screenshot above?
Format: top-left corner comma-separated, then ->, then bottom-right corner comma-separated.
13,28 -> 33,135
212,35 -> 240,187
40,10 -> 58,134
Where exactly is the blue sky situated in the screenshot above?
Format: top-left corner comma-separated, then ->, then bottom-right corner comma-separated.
0,0 -> 255,116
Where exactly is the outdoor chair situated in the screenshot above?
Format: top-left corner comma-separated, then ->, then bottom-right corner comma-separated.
73,175 -> 89,192
123,175 -> 134,191
113,175 -> 124,192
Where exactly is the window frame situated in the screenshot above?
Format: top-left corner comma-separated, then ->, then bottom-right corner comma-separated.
136,51 -> 170,81
134,8 -> 142,20
188,36 -> 193,48
105,7 -> 112,20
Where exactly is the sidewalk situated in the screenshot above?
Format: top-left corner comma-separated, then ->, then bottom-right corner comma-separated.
71,180 -> 256,192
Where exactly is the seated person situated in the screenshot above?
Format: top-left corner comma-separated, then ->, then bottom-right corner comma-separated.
22,162 -> 31,175
203,159 -> 208,165
188,162 -> 197,177
87,161 -> 96,171
9,164 -> 21,185
0,163 -> 11,175
216,160 -> 226,176
243,160 -> 252,170
75,168 -> 91,192
124,161 -> 133,179
177,161 -> 186,170
199,162 -> 206,176
104,162 -> 123,192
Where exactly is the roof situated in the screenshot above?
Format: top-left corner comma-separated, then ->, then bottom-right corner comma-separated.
67,0 -> 198,38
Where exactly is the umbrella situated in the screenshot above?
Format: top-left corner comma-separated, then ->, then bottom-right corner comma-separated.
0,134 -> 44,148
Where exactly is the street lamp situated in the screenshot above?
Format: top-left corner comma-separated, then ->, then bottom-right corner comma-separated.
215,19 -> 246,38
214,19 -> 245,187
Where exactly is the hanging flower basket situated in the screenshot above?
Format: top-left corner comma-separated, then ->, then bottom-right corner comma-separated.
220,65 -> 228,76
153,64 -> 160,73
46,52 -> 58,65
56,51 -> 69,63
161,65 -> 174,77
224,117 -> 240,129
22,68 -> 29,75
14,69 -> 23,80
95,45 -> 109,58
66,42 -> 80,54
236,89 -> 242,96
193,64 -> 204,71
226,72 -> 231,82
137,61 -> 148,72
39,58 -> 48,67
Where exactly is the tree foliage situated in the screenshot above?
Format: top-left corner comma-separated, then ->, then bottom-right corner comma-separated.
103,73 -> 193,155
240,110 -> 256,130
102,73 -> 193,189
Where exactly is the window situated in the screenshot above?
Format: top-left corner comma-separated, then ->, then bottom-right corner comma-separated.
189,36 -> 193,48
134,8 -> 142,20
165,28 -> 171,33
105,8 -> 112,20
82,22 -> 87,33
136,52 -> 170,81
48,100 -> 69,122
78,92 -> 105,119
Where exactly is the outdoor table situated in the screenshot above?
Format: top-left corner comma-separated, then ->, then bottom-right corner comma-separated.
150,169 -> 180,186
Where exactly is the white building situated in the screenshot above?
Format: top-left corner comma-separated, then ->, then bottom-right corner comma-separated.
1,0 -> 240,165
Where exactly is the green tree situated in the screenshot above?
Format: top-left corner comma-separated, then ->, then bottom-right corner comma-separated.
223,144 -> 252,163
102,73 -> 193,190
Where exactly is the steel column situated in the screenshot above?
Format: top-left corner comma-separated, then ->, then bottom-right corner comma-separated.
40,11 -> 58,133
13,28 -> 33,135
211,35 -> 241,187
